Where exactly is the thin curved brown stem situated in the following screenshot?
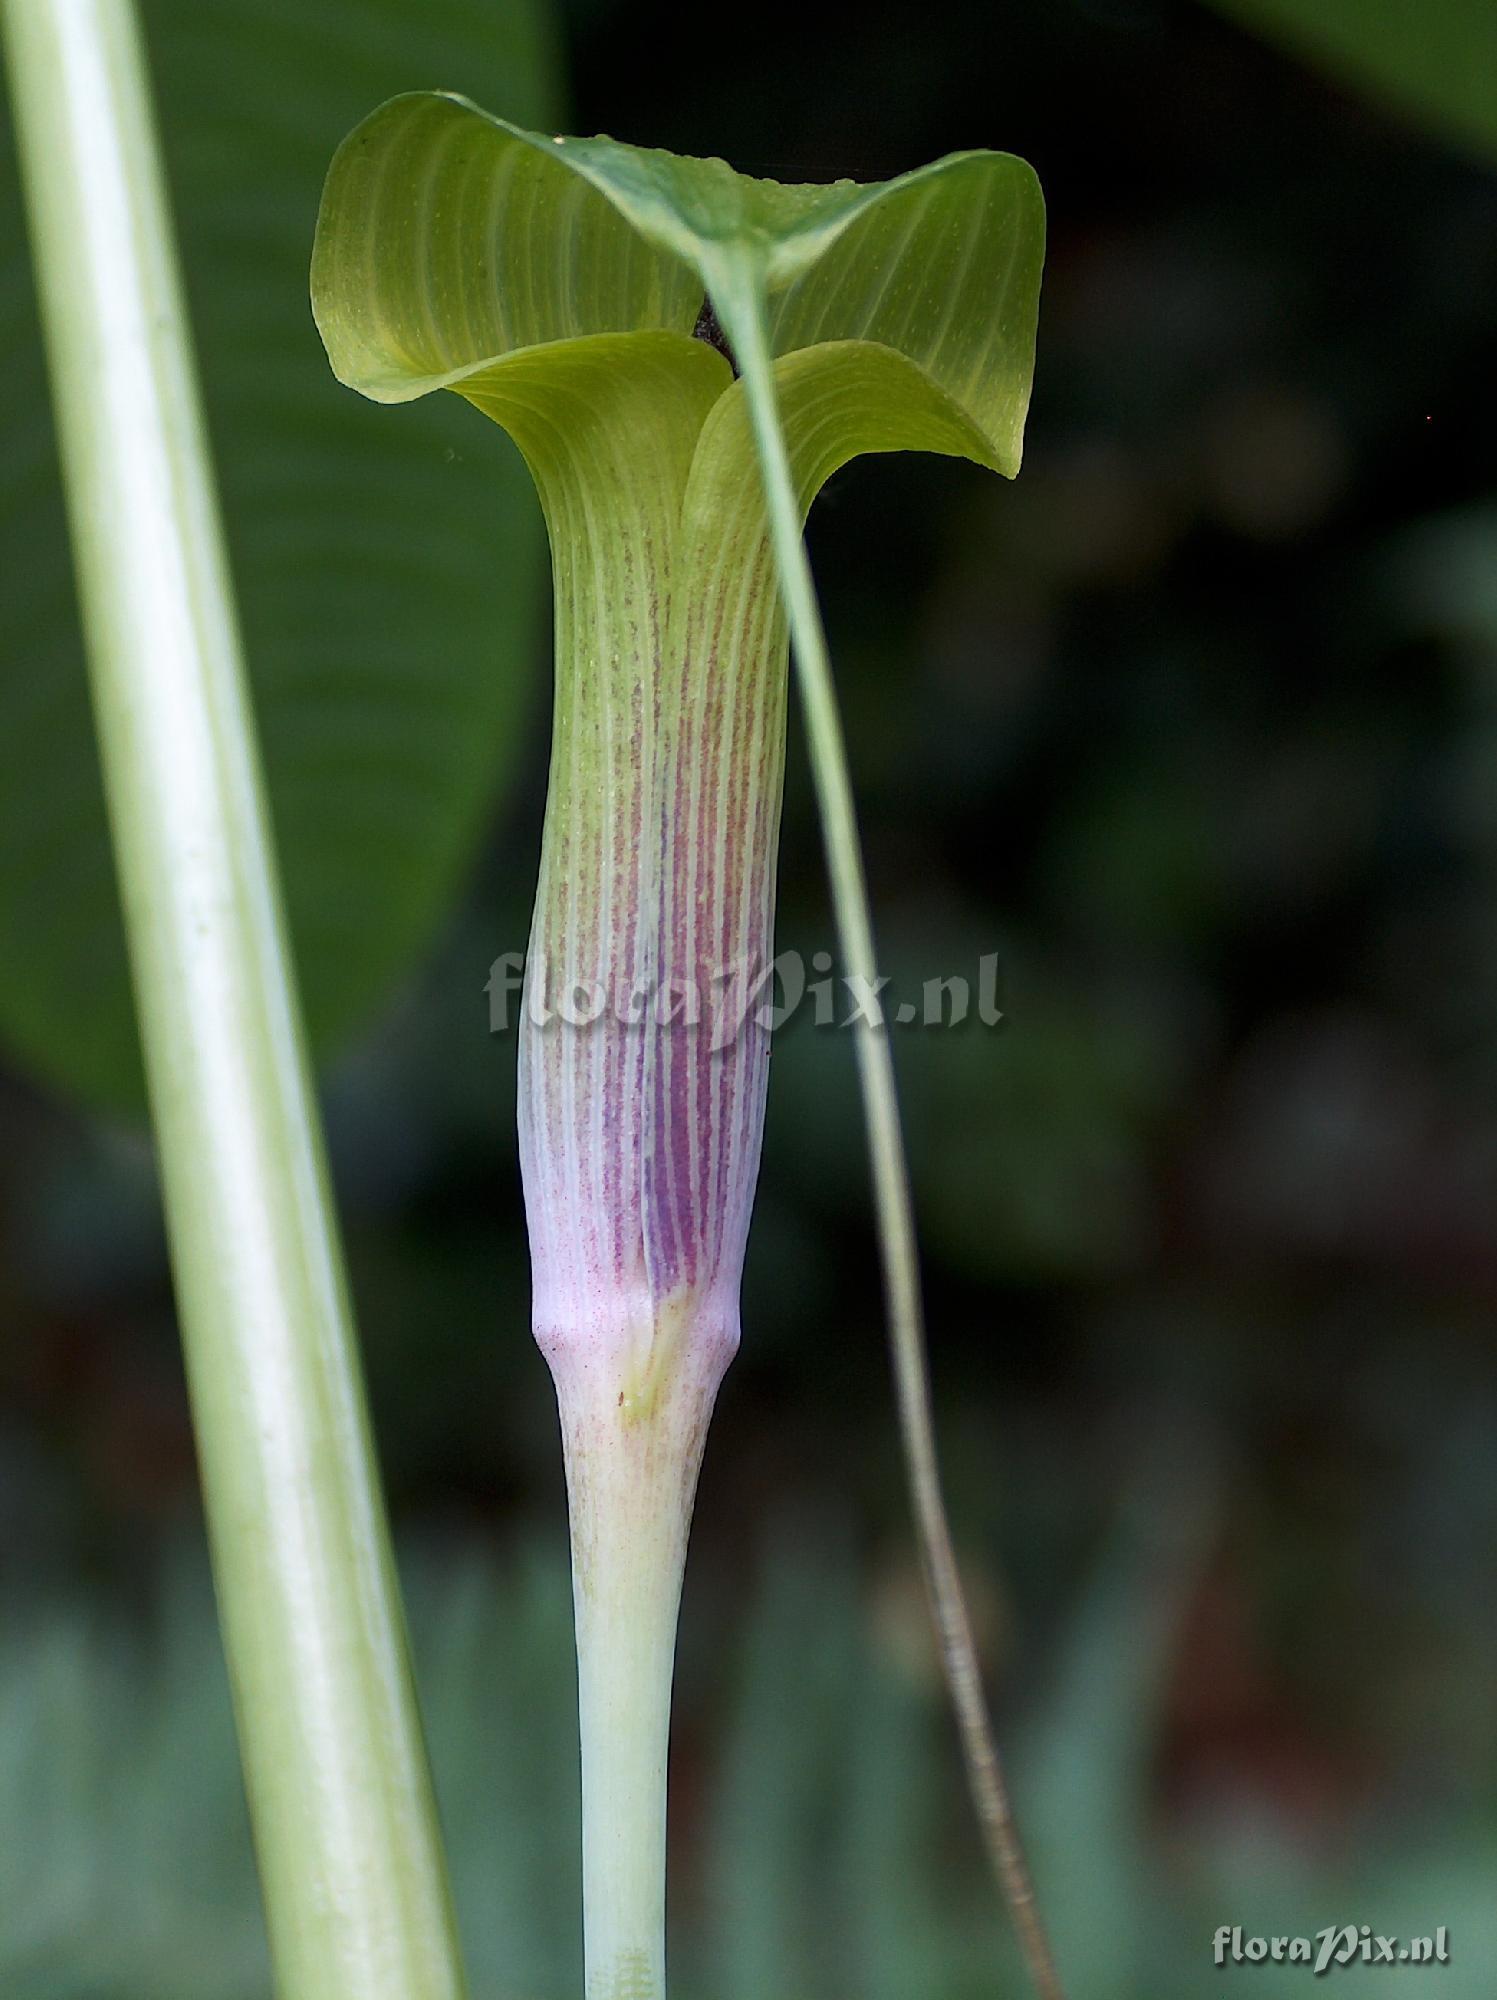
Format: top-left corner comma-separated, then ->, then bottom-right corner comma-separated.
715,252 -> 1069,2000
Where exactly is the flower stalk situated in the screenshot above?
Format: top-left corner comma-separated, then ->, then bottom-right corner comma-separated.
559,1353 -> 719,1997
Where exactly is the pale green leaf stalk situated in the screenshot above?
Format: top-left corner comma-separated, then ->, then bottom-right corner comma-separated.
313,94 -> 1055,2000
1,8 -> 465,1999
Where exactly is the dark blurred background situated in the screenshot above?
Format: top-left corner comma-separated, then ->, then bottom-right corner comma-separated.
2,1 -> 1496,1994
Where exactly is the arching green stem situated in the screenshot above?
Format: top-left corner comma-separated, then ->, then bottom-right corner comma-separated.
708,249 -> 1069,2000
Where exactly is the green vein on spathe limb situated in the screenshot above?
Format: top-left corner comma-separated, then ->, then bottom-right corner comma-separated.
704,244 -> 1069,2000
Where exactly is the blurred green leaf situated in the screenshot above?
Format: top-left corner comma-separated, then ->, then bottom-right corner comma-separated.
0,0 -> 559,1113
905,954 -> 1190,1285
1021,1458 -> 1215,1999
5,1531 -> 1492,1999
1204,0 -> 1497,167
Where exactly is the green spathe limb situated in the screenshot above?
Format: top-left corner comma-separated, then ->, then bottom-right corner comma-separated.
1,5 -> 464,1996
313,92 -> 1055,1998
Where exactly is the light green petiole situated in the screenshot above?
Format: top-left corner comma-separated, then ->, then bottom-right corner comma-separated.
2,4 -> 464,1996
560,1351 -> 722,2000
